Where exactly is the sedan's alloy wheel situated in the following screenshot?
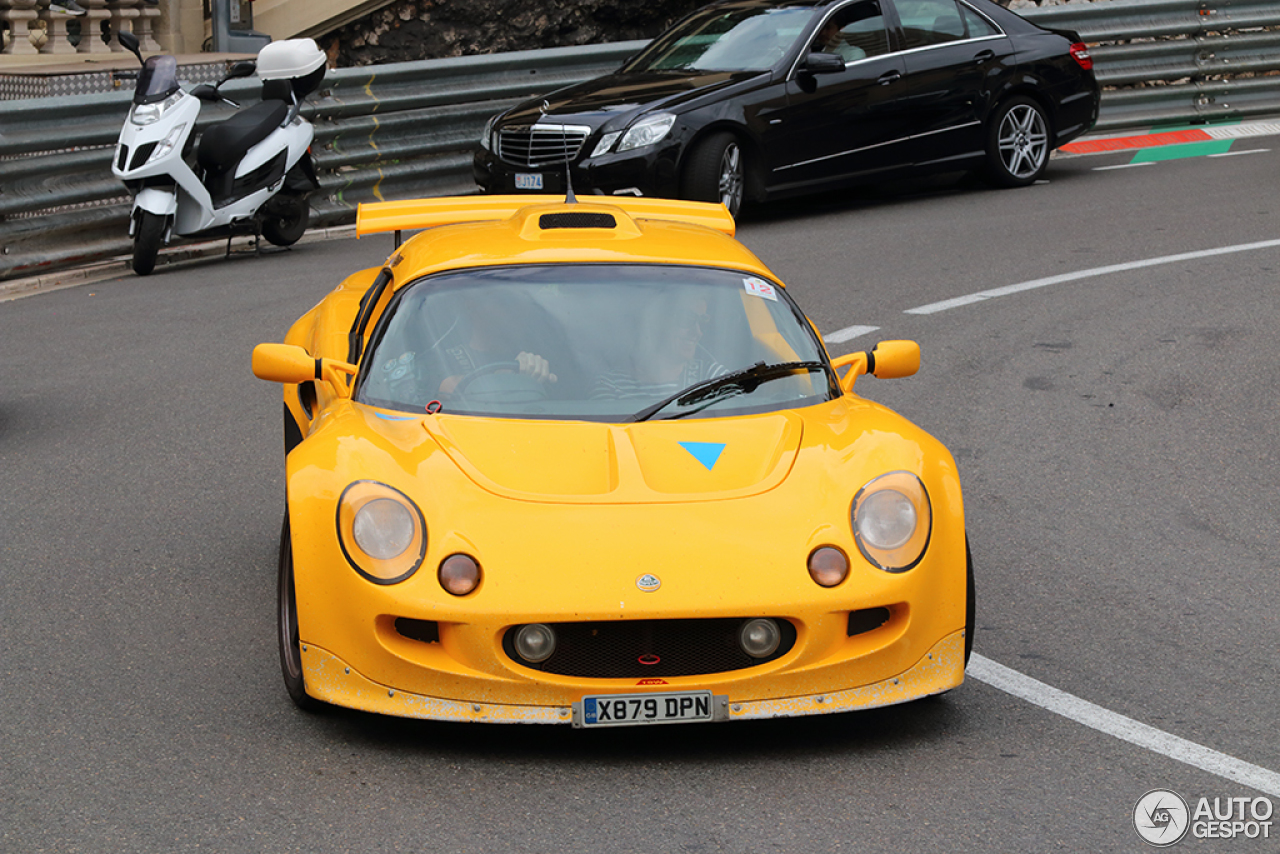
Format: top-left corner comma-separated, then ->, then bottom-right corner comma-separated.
718,143 -> 744,215
998,104 -> 1048,179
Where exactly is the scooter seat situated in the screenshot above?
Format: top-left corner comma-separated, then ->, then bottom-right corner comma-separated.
197,100 -> 289,174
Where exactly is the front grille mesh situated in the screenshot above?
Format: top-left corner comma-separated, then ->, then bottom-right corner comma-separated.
505,618 -> 795,678
498,125 -> 588,168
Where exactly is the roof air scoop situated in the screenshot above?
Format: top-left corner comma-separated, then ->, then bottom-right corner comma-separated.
539,212 -> 617,230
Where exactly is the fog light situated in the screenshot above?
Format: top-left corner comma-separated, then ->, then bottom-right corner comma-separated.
513,623 -> 556,663
739,618 -> 781,658
808,546 -> 849,587
438,554 -> 481,596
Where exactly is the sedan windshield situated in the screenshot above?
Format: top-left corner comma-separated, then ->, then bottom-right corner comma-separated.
624,6 -> 819,73
357,264 -> 837,422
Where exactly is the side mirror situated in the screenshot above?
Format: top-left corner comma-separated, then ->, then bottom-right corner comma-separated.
224,60 -> 257,82
803,51 -> 846,74
868,339 -> 920,379
191,84 -> 221,102
830,340 -> 920,393
252,343 -> 356,398
117,30 -> 142,64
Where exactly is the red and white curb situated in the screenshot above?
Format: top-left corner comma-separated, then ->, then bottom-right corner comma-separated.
1059,119 -> 1280,156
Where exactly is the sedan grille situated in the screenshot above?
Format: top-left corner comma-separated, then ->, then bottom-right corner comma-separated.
498,124 -> 590,168
504,618 -> 796,678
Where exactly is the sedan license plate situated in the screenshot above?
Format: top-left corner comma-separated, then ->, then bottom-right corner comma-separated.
514,172 -> 544,190
573,691 -> 726,728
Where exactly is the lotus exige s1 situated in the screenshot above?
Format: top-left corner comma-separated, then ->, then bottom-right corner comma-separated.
252,194 -> 973,727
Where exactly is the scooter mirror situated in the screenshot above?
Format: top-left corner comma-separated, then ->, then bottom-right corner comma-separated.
117,30 -> 142,63
225,61 -> 257,82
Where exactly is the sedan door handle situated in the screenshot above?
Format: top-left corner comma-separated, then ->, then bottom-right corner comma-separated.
878,70 -> 901,85
973,50 -> 995,64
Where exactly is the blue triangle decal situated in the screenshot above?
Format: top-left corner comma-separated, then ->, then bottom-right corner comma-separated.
679,441 -> 726,471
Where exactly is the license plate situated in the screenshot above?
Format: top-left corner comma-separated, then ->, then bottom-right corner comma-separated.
515,172 -> 544,190
573,691 -> 726,728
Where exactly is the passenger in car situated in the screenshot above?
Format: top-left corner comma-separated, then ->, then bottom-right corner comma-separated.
592,293 -> 727,400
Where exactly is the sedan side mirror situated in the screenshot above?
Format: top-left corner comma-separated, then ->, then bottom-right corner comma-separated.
803,51 -> 846,75
830,340 -> 920,393
253,343 -> 356,398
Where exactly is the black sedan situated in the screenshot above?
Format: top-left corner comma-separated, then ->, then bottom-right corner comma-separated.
473,0 -> 1099,217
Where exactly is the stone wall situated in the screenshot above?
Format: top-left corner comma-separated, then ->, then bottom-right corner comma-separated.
323,0 -> 1081,68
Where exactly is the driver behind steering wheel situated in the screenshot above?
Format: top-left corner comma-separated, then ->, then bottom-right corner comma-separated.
437,294 -> 557,395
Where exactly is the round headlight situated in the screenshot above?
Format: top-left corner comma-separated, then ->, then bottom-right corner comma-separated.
353,498 -> 416,559
857,489 -> 916,549
338,481 -> 426,584
513,623 -> 556,663
739,618 -> 781,658
438,553 -> 482,597
851,472 -> 931,572
807,546 -> 850,587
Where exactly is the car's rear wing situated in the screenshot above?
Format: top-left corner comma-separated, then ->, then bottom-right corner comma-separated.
355,195 -> 736,240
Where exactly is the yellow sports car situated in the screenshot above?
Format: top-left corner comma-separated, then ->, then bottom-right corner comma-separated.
252,194 -> 973,727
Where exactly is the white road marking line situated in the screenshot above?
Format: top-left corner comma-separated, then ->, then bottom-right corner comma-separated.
823,325 -> 880,344
905,238 -> 1280,316
1092,162 -> 1157,171
969,654 -> 1280,797
1209,148 -> 1271,158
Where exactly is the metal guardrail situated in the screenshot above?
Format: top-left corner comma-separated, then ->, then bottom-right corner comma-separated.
2,0 -> 1278,281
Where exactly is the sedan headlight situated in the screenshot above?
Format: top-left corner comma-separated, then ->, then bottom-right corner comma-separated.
590,130 -> 623,158
338,481 -> 426,584
617,112 -> 676,153
479,113 -> 499,151
851,472 -> 931,572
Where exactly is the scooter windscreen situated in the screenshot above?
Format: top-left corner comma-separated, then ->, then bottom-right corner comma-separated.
134,55 -> 181,104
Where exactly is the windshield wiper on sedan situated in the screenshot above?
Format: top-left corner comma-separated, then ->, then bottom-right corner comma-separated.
630,360 -> 826,422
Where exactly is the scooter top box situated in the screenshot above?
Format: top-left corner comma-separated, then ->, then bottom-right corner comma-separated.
256,39 -> 326,81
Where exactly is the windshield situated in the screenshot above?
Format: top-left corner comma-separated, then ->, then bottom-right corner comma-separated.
356,264 -> 837,422
134,54 -> 180,104
624,6 -> 819,73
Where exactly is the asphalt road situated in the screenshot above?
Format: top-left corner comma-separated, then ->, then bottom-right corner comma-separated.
3,136 -> 1278,853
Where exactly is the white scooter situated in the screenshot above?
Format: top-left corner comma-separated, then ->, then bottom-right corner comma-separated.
112,31 -> 326,275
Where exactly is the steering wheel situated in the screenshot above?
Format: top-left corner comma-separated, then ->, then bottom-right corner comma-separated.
451,361 -> 521,395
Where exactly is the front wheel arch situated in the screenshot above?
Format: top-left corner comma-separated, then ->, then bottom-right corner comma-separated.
680,130 -> 754,218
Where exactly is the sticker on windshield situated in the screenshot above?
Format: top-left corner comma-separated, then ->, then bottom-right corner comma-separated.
744,277 -> 778,301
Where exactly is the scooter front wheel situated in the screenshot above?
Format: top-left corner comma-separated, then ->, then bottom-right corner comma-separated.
132,211 -> 165,276
261,194 -> 309,247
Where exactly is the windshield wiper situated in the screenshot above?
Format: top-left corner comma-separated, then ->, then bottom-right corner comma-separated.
630,360 -> 826,422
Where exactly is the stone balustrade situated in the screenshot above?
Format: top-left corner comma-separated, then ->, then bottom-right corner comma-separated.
1,0 -> 163,56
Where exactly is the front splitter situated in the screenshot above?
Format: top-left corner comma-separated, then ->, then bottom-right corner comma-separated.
298,629 -> 967,725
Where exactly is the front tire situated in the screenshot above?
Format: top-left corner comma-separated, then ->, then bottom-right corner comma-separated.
131,210 -> 165,276
964,540 -> 975,666
983,96 -> 1051,188
683,131 -> 745,218
261,194 -> 309,247
278,516 -> 324,712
